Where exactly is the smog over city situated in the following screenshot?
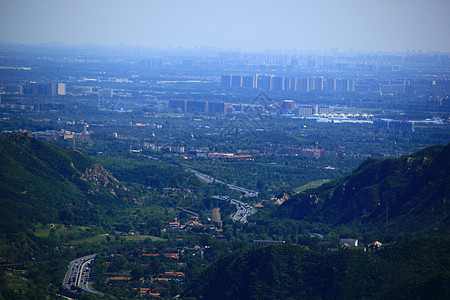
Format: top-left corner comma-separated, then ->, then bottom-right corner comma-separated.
0,1 -> 449,299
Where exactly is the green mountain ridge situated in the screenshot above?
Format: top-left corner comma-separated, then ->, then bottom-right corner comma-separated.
1,134 -> 449,299
184,240 -> 450,300
0,134 -> 126,232
184,144 -> 450,299
278,143 -> 450,237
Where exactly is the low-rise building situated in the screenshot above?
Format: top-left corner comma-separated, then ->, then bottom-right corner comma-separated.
339,238 -> 358,247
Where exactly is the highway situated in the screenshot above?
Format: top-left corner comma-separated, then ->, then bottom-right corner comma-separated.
230,198 -> 255,223
63,254 -> 102,295
186,167 -> 258,197
212,195 -> 255,223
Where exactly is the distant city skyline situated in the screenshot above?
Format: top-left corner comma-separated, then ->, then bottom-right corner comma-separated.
1,0 -> 449,53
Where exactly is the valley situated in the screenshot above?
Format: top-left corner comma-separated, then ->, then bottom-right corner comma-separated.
0,44 -> 449,299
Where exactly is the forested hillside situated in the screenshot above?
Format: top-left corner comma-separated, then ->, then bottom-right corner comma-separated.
277,144 -> 450,238
184,240 -> 450,300
0,134 -> 127,232
1,135 -> 449,299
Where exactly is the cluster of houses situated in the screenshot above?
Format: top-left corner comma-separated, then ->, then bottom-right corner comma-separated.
104,245 -> 207,297
14,126 -> 92,142
166,216 -> 223,233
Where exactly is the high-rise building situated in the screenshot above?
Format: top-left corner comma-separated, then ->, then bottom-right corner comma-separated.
290,78 -> 298,91
336,79 -> 355,92
296,106 -> 313,117
297,78 -> 310,92
43,83 -> 55,95
231,75 -> 242,88
208,101 -> 226,114
256,75 -> 271,90
221,75 -> 231,87
23,84 -> 38,95
336,79 -> 346,92
221,74 -> 357,93
326,78 -> 336,91
318,106 -> 333,114
57,83 -> 66,95
313,77 -> 324,91
280,100 -> 295,113
187,100 -> 208,113
4,84 -> 23,94
23,83 -> 59,96
271,77 -> 284,91
168,99 -> 187,112
284,77 -> 295,91
308,78 -> 316,91
242,76 -> 255,88
348,79 -> 355,92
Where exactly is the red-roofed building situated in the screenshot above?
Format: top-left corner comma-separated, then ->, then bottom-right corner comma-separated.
109,276 -> 132,281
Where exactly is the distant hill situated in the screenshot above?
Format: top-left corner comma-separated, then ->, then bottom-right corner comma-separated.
0,134 -> 126,232
184,240 -> 450,299
277,144 -> 450,238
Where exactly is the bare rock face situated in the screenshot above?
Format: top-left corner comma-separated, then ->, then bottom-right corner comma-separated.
81,164 -> 121,189
275,191 -> 292,205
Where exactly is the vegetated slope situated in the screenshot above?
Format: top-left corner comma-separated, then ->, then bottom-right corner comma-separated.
184,240 -> 450,300
278,144 -> 450,237
0,134 -> 126,232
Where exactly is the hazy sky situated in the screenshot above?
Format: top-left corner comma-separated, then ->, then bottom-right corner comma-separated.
1,0 -> 449,52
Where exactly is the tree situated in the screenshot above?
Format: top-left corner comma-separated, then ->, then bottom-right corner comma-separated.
131,267 -> 144,281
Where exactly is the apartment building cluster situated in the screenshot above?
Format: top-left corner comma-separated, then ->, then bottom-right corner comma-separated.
221,75 -> 355,92
30,126 -> 91,142
168,99 -> 226,113
373,119 -> 414,131
167,98 -> 357,118
3,82 -> 66,96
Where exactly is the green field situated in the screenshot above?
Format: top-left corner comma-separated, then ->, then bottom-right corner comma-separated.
70,234 -> 166,245
293,179 -> 331,193
34,224 -> 92,238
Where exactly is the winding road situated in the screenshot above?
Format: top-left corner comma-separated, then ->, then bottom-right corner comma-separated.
186,167 -> 258,197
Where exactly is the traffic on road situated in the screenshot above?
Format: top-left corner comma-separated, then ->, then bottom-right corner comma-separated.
212,195 -> 256,223
186,168 -> 258,197
63,254 -> 102,295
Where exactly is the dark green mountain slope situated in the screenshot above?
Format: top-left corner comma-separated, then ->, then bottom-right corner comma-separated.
184,240 -> 450,300
278,144 -> 450,237
0,134 -> 125,232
